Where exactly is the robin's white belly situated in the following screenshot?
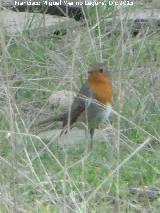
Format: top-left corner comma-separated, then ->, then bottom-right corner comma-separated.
76,104 -> 112,129
104,104 -> 112,119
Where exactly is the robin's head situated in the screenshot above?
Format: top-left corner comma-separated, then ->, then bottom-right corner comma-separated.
88,63 -> 110,80
88,63 -> 112,104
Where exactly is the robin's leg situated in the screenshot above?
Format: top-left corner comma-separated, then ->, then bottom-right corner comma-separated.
89,128 -> 95,149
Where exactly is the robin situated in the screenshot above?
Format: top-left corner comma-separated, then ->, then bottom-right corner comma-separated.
33,63 -> 112,148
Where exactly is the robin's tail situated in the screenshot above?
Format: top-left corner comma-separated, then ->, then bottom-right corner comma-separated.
30,114 -> 64,134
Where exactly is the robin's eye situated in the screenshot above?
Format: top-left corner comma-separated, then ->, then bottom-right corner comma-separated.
99,68 -> 103,73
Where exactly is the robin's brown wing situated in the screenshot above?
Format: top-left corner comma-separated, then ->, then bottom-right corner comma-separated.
61,82 -> 92,127
30,82 -> 91,132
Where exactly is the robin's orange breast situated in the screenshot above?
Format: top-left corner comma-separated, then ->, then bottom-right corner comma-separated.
88,69 -> 112,105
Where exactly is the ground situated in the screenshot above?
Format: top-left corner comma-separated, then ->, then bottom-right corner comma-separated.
0,2 -> 160,213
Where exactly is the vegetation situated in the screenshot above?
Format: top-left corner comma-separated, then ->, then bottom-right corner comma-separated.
0,3 -> 160,212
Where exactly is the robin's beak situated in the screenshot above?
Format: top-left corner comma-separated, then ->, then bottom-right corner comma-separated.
88,70 -> 92,75
88,71 -> 92,78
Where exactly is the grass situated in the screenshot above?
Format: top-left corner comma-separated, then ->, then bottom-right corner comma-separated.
1,2 -> 160,212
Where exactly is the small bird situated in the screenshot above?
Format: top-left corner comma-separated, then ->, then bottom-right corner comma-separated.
33,63 -> 112,148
